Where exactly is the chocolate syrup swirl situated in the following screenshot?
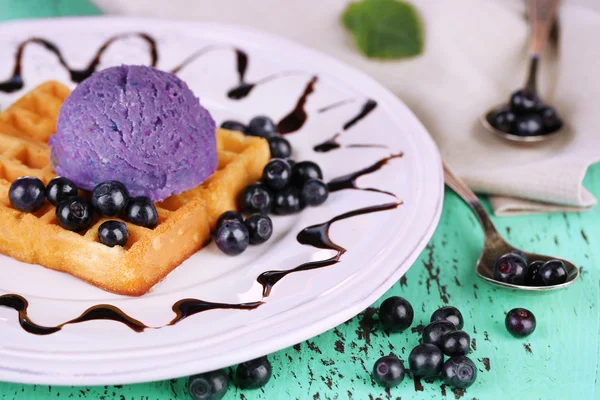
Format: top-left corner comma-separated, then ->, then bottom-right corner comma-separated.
327,153 -> 403,197
313,133 -> 388,153
0,33 -> 158,93
257,202 -> 400,296
276,76 -> 318,134
227,70 -> 311,101
170,46 -> 248,85
317,98 -> 356,113
0,293 -> 261,335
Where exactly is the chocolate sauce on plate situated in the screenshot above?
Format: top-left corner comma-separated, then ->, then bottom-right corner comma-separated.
313,133 -> 388,153
276,76 -> 318,134
0,33 -> 158,93
257,202 -> 400,296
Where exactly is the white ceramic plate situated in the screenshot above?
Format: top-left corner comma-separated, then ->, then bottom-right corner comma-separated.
0,17 -> 443,385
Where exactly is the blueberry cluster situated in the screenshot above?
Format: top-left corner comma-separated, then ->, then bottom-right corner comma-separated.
187,356 -> 272,400
9,176 -> 158,248
373,298 -> 478,390
493,250 -> 568,287
215,115 -> 329,256
488,89 -> 563,137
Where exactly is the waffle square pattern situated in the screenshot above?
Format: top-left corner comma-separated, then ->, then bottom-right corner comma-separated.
0,82 -> 269,296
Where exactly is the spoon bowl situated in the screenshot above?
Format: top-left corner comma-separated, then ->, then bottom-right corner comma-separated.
482,104 -> 561,143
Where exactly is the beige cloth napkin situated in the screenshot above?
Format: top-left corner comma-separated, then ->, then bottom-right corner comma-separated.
93,0 -> 600,216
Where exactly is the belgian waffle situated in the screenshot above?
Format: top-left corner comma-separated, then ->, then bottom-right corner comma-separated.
0,82 -> 270,296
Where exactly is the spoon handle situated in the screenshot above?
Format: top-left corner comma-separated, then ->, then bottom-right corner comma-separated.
528,0 -> 560,56
443,162 -> 502,242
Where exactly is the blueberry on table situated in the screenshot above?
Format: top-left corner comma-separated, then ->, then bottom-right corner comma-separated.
493,253 -> 526,285
515,114 -> 543,136
235,356 -> 272,389
423,321 -> 456,348
215,219 -> 249,256
125,196 -> 158,229
291,161 -> 323,188
489,108 -> 516,133
268,136 -> 292,159
430,306 -> 464,329
245,213 -> 273,244
409,343 -> 444,378
92,181 -> 130,217
262,158 -> 292,191
442,356 -> 477,389
9,176 -> 46,213
216,211 -> 244,228
46,176 -> 78,206
538,105 -> 563,133
56,196 -> 93,232
441,330 -> 471,356
372,355 -> 405,388
379,296 -> 414,333
525,260 -> 545,286
247,115 -> 278,138
239,183 -> 273,214
188,369 -> 229,400
273,187 -> 303,215
98,220 -> 129,247
510,89 -> 539,113
220,120 -> 247,133
505,308 -> 536,338
301,179 -> 329,207
539,260 -> 568,286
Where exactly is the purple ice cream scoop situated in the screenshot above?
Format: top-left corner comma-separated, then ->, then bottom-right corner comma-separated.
49,65 -> 217,202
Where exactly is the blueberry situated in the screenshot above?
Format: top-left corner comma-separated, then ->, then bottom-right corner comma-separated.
291,161 -> 323,188
268,136 -> 292,159
9,176 -> 46,212
538,105 -> 563,133
441,330 -> 470,356
262,159 -> 292,191
46,177 -> 78,206
430,306 -> 464,330
98,220 -> 129,247
188,369 -> 229,400
215,219 -> 249,255
525,260 -> 545,286
441,356 -> 477,389
286,159 -> 296,168
220,120 -> 247,133
489,109 -> 516,133
245,213 -> 273,244
505,308 -> 536,338
510,89 -> 539,113
247,116 -> 278,138
301,179 -> 329,207
493,253 -> 526,284
56,196 -> 93,232
273,187 -> 302,215
422,321 -> 456,348
511,249 -> 528,264
372,355 -> 405,388
515,114 -> 543,136
216,211 -> 244,228
239,183 -> 273,214
539,260 -> 568,286
91,181 -> 130,217
235,356 -> 272,389
408,343 -> 444,378
379,296 -> 414,333
125,196 -> 158,228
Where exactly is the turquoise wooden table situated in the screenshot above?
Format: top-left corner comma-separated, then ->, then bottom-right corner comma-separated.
1,1 -> 599,399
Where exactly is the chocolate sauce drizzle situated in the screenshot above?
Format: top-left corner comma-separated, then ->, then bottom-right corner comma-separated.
0,293 -> 261,335
170,45 -> 248,83
313,133 -> 388,153
327,153 -> 403,197
276,76 -> 318,134
226,70 -> 311,100
313,99 -> 379,152
257,202 -> 400,296
317,98 -> 356,113
0,33 -> 158,93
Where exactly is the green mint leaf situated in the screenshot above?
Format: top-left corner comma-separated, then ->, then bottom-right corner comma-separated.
342,0 -> 424,59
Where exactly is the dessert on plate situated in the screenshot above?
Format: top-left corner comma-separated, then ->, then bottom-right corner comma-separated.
0,65 -> 269,296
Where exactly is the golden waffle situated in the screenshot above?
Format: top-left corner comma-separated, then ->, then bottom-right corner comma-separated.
0,82 -> 269,296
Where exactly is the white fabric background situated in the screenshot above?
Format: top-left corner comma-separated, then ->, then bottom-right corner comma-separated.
92,0 -> 600,215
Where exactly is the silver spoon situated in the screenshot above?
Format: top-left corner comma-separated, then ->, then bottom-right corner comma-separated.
443,162 -> 579,291
482,0 -> 561,143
